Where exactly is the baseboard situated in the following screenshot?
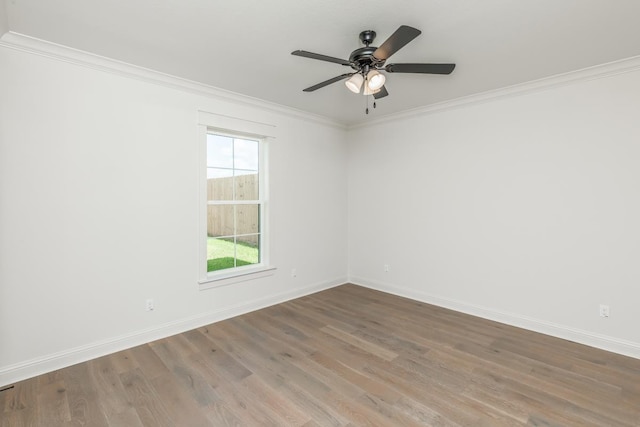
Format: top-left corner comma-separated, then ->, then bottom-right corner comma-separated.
350,276 -> 640,360
0,277 -> 347,388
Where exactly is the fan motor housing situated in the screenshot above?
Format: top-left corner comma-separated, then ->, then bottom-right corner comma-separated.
349,47 -> 376,64
349,46 -> 385,71
349,30 -> 383,70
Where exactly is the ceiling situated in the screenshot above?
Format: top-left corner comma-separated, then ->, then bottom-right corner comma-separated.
3,0 -> 640,126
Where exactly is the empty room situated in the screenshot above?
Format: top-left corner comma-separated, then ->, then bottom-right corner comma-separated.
1,1 -> 639,425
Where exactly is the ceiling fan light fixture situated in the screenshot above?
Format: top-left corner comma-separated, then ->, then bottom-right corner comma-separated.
366,70 -> 386,90
345,73 -> 364,93
362,85 -> 381,96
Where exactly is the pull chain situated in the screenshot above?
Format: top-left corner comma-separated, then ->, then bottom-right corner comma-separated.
365,96 -> 377,114
365,72 -> 370,114
365,90 -> 369,114
363,72 -> 378,114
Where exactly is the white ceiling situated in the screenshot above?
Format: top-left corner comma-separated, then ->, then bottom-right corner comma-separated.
3,0 -> 640,125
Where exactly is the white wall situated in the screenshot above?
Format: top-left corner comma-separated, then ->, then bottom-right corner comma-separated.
2,35 -> 640,388
0,44 -> 348,385
348,68 -> 640,357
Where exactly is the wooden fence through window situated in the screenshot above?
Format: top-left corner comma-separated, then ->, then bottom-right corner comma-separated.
207,174 -> 259,246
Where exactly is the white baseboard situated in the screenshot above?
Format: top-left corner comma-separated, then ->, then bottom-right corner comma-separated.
350,276 -> 640,360
0,277 -> 347,388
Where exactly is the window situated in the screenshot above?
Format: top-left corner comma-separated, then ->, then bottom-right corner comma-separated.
197,111 -> 275,288
205,133 -> 263,273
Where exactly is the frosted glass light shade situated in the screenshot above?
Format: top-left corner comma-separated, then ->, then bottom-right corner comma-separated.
345,73 -> 364,93
362,85 -> 381,96
367,70 -> 386,90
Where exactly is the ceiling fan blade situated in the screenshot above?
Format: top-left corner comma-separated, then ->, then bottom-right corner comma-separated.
385,63 -> 456,74
302,73 -> 354,92
373,25 -> 421,61
373,86 -> 389,99
291,50 -> 352,66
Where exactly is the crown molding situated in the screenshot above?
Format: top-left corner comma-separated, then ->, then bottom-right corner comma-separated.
0,31 -> 346,130
348,55 -> 640,130
3,31 -> 639,132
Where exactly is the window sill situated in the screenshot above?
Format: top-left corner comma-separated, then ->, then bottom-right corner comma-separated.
198,265 -> 277,290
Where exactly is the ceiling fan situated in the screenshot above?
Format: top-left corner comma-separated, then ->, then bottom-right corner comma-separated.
291,25 -> 456,102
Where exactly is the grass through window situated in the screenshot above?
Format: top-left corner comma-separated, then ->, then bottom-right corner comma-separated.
207,237 -> 259,272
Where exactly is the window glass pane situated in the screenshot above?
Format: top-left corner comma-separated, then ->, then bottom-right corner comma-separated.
207,205 -> 234,238
207,168 -> 233,201
207,236 -> 260,272
237,235 -> 260,266
236,203 -> 260,236
207,237 -> 236,272
207,134 -> 233,168
204,132 -> 264,278
207,167 -> 232,180
234,172 -> 258,201
233,138 -> 259,171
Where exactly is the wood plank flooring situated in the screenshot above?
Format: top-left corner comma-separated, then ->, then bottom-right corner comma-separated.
2,284 -> 639,426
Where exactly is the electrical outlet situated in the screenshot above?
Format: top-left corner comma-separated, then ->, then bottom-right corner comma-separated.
145,299 -> 154,311
599,304 -> 610,318
384,264 -> 390,272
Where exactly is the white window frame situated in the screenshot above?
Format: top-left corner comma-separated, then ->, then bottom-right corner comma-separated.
197,111 -> 276,289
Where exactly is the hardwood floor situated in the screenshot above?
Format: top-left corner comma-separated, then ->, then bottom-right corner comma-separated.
2,284 -> 639,426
